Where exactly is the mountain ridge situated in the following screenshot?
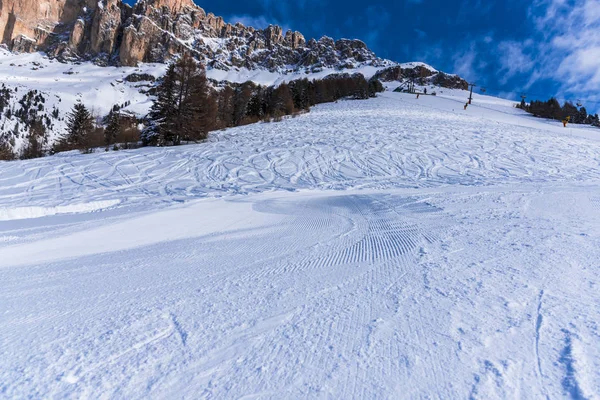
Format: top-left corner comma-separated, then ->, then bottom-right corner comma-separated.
0,0 -> 469,156
0,0 -> 385,71
0,0 -> 467,92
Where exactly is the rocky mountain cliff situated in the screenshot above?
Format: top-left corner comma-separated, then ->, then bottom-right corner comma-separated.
0,0 -> 471,158
0,0 -> 470,90
0,0 -> 393,73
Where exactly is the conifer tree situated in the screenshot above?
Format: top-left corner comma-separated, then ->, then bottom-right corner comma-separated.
143,54 -> 216,145
57,102 -> 94,152
368,78 -> 384,97
270,83 -> 294,117
561,101 -> 578,121
105,110 -> 120,148
177,58 -> 215,142
290,79 -> 312,111
233,83 -> 254,125
247,86 -> 265,120
21,119 -> 46,159
576,107 -> 588,124
142,64 -> 177,146
217,85 -> 235,128
0,135 -> 15,161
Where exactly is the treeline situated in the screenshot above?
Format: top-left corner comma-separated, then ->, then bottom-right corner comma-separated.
0,85 -> 61,161
0,55 -> 383,160
0,98 -> 142,161
142,54 -> 383,146
518,97 -> 600,127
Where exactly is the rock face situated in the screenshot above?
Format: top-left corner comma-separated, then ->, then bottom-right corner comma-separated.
372,66 -> 469,90
0,0 -> 96,50
0,0 -> 466,89
0,0 -> 391,72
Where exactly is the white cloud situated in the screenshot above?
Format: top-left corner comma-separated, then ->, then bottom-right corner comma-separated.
528,0 -> 600,97
496,40 -> 535,84
229,15 -> 273,29
451,41 -> 486,82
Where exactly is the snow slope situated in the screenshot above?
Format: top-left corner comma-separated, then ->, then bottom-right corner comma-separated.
0,48 -> 401,153
1,88 -> 600,398
0,49 -> 166,149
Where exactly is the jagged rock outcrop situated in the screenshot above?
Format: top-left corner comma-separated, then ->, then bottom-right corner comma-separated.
90,0 -> 126,55
0,0 -> 389,72
0,0 -> 96,50
0,0 -> 467,90
373,65 -> 469,90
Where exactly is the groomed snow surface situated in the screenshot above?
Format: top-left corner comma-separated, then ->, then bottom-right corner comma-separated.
1,88 -> 600,399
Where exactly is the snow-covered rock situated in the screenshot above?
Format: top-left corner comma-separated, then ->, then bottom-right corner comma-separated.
0,0 -> 391,72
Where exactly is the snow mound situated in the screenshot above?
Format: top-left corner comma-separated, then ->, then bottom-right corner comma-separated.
0,200 -> 120,221
399,61 -> 438,72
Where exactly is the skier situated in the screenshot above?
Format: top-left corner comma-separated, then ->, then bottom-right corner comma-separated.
562,116 -> 570,127
464,103 -> 468,110
424,88 -> 428,95
416,93 -> 420,99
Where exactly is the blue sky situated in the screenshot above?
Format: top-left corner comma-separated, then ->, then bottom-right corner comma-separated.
129,0 -> 600,111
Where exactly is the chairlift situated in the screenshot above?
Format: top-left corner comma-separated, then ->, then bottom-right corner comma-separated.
480,87 -> 486,93
576,99 -> 582,107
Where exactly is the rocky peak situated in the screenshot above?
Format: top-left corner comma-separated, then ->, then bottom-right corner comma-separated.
372,65 -> 469,90
140,0 -> 196,13
0,0 -> 391,73
1,0 -> 96,50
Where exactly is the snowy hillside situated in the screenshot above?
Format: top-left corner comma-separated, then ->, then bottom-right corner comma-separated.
0,50 -> 166,150
0,48 -> 445,153
1,87 -> 600,398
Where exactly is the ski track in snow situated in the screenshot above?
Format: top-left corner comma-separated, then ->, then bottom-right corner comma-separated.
2,92 -> 600,212
1,90 -> 600,398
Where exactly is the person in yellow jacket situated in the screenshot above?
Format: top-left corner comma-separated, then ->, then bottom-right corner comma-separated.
562,116 -> 570,127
